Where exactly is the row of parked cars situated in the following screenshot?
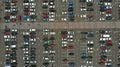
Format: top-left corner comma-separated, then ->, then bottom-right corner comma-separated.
4,28 -> 18,67
117,32 -> 120,67
61,31 -> 75,67
42,0 -> 56,22
22,29 -> 37,67
118,3 -> 120,20
23,0 -> 37,22
42,29 -> 56,67
4,0 -> 19,23
80,0 -> 94,21
99,0 -> 113,21
80,31 -> 94,67
98,30 -> 112,67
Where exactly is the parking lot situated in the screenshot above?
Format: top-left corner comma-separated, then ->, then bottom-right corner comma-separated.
1,0 -> 120,23
1,28 -> 120,67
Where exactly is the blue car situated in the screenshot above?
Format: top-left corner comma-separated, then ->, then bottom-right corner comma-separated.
68,11 -> 73,15
24,38 -> 29,42
68,1 -> 73,6
23,45 -> 29,48
68,62 -> 75,66
23,15 -> 29,20
43,18 -> 48,22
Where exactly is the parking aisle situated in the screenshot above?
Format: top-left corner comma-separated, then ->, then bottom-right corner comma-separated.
0,29 -> 5,67
36,29 -> 43,67
17,29 -> 24,67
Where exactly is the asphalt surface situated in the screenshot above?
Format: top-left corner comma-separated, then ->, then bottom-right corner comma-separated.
1,0 -> 120,22
0,29 -> 120,67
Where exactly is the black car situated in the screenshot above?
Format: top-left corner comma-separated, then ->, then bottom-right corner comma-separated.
87,2 -> 93,6
43,62 -> 49,66
69,52 -> 74,55
106,16 -> 112,20
68,7 -> 73,12
42,5 -> 48,9
79,0 -> 86,2
87,8 -> 94,11
49,8 -> 56,12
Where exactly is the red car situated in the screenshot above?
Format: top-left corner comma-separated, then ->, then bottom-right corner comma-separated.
43,15 -> 48,18
4,32 -> 11,35
30,35 -> 36,39
61,34 -> 67,38
50,43 -> 55,46
5,12 -> 11,16
6,50 -> 11,54
105,9 -> 112,13
100,46 -> 106,50
62,58 -> 68,62
11,18 -> 17,22
105,40 -> 112,44
24,12 -> 30,15
67,45 -> 74,49
12,0 -> 17,3
18,16 -> 22,21
42,11 -> 49,15
42,0 -> 48,2
62,46 -> 68,49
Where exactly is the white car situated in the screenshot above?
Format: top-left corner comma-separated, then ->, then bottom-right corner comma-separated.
101,34 -> 110,38
11,45 -> 16,48
62,38 -> 67,41
49,5 -> 55,8
5,9 -> 10,12
50,32 -> 56,35
100,12 -> 105,15
11,29 -> 17,32
49,15 -> 55,18
100,17 -> 105,21
86,0 -> 93,2
23,32 -> 29,35
104,3 -> 111,6
80,8 -> 87,11
11,36 -> 16,38
61,18 -> 67,21
30,5 -> 35,8
10,16 -> 16,19
88,41 -> 94,44
30,38 -> 36,41
42,2 -> 48,5
43,29 -> 49,32
62,44 -> 67,47
29,0 -> 35,2
49,60 -> 55,63
67,35 -> 73,38
62,0 -> 67,2
43,57 -> 49,60
30,28 -> 36,32
30,60 -> 37,64
67,38 -> 73,42
23,3 -> 29,6
68,31 -> 74,35
4,35 -> 10,38
30,8 -> 35,12
24,51 -> 29,54
49,50 -> 55,53
62,11 -> 67,15
62,41 -> 68,44
80,15 -> 87,18
30,3 -> 36,6
49,18 -> 55,22
106,13 -> 112,16
43,51 -> 49,53
49,12 -> 55,15
5,39 -> 10,41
